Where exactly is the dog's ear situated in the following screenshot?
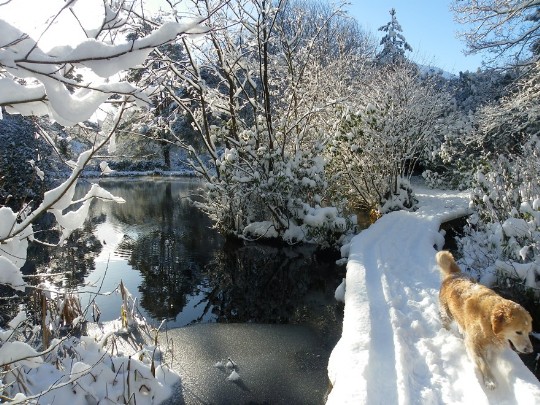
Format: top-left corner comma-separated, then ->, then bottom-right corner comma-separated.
491,304 -> 509,335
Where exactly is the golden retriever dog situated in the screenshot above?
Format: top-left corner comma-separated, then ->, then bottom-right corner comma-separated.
436,251 -> 533,390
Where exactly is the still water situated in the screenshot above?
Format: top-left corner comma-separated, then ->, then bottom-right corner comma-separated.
28,177 -> 344,338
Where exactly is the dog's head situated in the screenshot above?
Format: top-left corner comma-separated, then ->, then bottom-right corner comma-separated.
491,301 -> 533,354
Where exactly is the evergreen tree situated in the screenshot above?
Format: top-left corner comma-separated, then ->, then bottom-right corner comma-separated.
376,8 -> 412,65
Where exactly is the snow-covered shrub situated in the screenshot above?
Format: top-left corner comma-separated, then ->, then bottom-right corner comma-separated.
421,114 -> 480,192
327,64 -> 450,213
327,104 -> 417,213
195,131 -> 356,248
379,178 -> 417,213
0,294 -> 177,404
458,137 -> 540,292
455,63 -> 540,293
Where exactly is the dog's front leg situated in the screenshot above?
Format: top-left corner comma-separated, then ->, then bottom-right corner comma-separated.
465,336 -> 497,390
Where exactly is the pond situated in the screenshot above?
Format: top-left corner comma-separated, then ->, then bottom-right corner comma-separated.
21,177 -> 346,403
58,178 -> 345,329
8,178 -> 345,404
24,178 -> 345,403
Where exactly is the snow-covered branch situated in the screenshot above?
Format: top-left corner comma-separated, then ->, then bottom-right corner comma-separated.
452,0 -> 540,65
0,2 -> 207,403
134,0 -> 362,244
0,1 -> 207,125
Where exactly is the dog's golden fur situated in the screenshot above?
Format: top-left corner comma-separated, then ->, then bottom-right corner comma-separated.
436,251 -> 533,390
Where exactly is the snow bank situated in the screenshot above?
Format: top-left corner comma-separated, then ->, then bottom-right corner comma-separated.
327,186 -> 540,404
2,317 -> 179,404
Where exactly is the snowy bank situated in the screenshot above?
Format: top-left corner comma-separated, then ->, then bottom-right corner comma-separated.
1,315 -> 179,404
327,186 -> 540,404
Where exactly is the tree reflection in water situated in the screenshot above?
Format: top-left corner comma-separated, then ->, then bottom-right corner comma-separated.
23,178 -> 344,334
201,240 -> 342,325
83,178 -> 221,324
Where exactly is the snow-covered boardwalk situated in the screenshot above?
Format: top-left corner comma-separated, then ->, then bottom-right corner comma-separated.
327,187 -> 540,404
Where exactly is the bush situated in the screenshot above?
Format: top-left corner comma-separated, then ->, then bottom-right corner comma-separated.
458,137 -> 540,294
196,135 -> 357,248
326,64 -> 453,213
327,106 -> 419,213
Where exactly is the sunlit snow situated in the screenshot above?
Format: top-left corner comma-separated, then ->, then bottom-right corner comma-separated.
327,184 -> 540,404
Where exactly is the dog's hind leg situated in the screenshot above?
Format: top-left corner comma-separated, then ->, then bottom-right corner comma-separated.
465,336 -> 497,390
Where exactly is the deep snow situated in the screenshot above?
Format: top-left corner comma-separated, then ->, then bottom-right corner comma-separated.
327,185 -> 540,404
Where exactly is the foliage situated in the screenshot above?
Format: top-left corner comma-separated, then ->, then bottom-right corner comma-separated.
457,65 -> 540,294
458,138 -> 540,292
0,113 -> 83,213
327,64 -> 454,213
473,62 -> 540,155
0,115 -> 47,210
197,140 -> 355,247
422,67 -> 519,191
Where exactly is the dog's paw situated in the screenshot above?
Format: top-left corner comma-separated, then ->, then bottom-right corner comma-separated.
484,378 -> 497,390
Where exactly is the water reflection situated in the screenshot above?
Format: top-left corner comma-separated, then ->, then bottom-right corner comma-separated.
202,240 -> 340,324
26,178 -> 344,331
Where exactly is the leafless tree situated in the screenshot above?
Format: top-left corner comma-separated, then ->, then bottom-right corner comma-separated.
452,0 -> 540,66
133,0 -> 366,244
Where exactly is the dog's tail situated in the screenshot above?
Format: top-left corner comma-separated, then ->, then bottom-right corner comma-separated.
436,251 -> 461,277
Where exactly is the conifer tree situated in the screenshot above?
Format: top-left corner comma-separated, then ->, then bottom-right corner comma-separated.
376,8 -> 412,65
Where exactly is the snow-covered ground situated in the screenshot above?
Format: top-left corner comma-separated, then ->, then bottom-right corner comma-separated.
327,186 -> 540,404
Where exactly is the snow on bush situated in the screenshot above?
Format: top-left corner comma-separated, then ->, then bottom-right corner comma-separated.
458,137 -> 540,292
0,278 -> 178,403
327,63 -> 453,214
425,62 -> 539,193
455,61 -> 540,291
0,307 -> 178,404
198,139 -> 356,248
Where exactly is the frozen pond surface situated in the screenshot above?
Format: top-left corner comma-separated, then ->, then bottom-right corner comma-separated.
160,323 -> 332,404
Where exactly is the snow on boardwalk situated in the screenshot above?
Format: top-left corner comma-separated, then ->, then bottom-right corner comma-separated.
327,187 -> 540,404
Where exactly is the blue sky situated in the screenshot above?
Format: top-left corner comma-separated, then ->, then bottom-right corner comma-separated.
347,1 -> 484,74
144,0 -> 484,74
